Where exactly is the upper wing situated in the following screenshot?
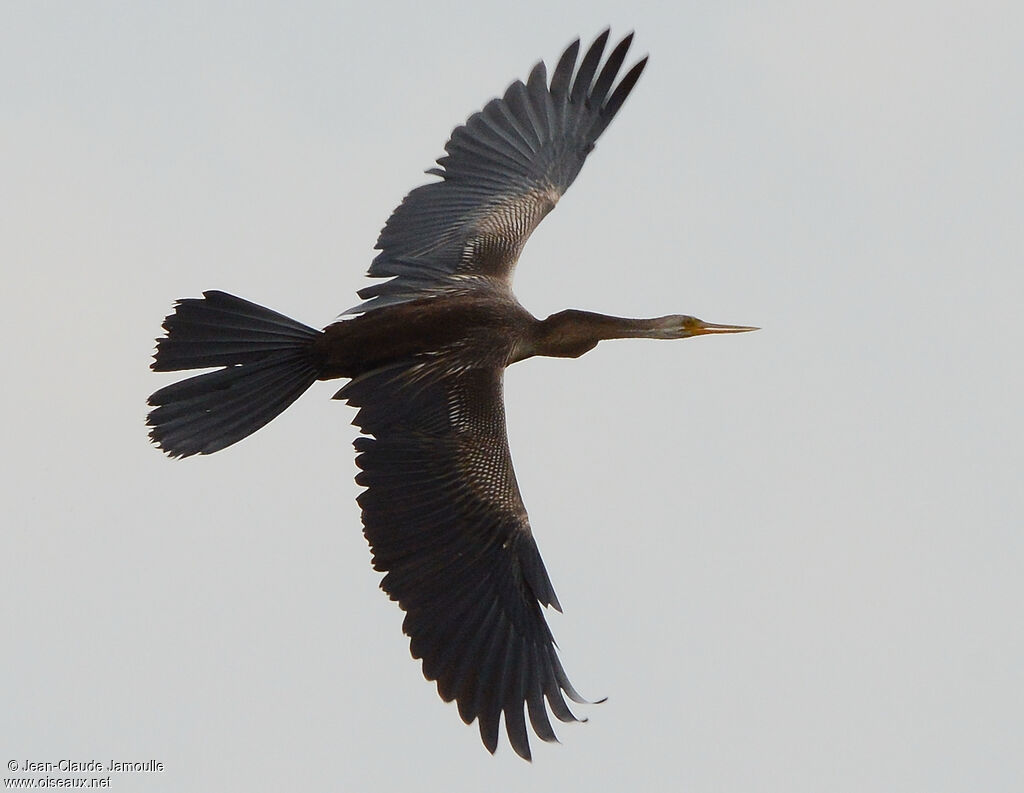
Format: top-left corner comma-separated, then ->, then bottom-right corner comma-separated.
352,30 -> 647,314
337,364 -> 587,759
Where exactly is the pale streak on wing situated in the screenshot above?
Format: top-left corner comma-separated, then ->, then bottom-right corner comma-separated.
351,30 -> 648,314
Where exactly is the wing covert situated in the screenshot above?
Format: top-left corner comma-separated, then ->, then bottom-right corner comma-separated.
336,364 -> 587,759
352,30 -> 647,314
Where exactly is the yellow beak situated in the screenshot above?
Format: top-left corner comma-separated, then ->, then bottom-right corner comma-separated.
690,319 -> 760,336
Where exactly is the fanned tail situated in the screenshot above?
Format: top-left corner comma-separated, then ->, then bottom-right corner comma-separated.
147,290 -> 322,457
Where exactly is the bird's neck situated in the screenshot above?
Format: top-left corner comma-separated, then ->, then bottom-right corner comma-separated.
518,309 -> 674,362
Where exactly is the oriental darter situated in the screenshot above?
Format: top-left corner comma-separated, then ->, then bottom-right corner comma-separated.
147,30 -> 757,760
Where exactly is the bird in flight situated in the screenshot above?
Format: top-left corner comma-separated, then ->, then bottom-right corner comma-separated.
147,30 -> 757,760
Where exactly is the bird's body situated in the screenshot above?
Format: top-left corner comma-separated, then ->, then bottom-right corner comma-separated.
314,294 -> 531,379
147,31 -> 756,760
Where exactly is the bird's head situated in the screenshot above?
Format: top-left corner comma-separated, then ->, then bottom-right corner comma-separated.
655,315 -> 760,339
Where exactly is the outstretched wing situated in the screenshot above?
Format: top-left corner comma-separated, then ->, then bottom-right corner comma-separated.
352,30 -> 647,313
337,364 -> 588,760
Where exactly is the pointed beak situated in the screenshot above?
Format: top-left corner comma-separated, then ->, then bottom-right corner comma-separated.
690,319 -> 760,336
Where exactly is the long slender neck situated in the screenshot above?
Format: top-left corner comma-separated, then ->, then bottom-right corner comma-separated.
519,309 -> 680,362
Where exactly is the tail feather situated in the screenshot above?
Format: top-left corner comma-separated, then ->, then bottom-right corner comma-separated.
147,291 -> 322,458
153,290 -> 319,371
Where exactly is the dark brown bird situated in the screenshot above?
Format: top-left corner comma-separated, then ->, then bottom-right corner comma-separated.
147,31 -> 756,760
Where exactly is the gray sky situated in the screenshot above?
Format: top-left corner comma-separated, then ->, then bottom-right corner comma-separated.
3,2 -> 1022,791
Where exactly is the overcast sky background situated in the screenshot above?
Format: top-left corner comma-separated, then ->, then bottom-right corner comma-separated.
3,2 -> 1022,791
